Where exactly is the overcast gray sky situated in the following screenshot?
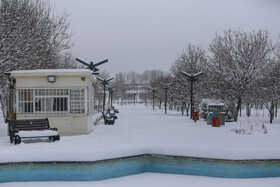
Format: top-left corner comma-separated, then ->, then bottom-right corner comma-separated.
49,0 -> 280,76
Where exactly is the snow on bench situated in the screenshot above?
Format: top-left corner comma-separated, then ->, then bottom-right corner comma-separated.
16,130 -> 59,138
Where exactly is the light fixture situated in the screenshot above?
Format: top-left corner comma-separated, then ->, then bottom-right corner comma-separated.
48,75 -> 55,83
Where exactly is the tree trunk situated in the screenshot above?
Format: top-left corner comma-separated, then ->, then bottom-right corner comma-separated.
169,102 -> 173,110
186,104 -> 191,117
275,106 -> 278,118
181,103 -> 184,115
246,103 -> 248,117
246,103 -> 251,117
270,101 -> 274,124
186,103 -> 189,117
234,96 -> 241,122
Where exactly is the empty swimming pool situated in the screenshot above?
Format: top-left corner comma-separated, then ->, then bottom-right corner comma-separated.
0,154 -> 280,183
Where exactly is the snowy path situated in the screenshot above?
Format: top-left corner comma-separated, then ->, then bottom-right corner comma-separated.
0,104 -> 280,163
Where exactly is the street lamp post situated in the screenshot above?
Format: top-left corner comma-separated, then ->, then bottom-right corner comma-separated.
160,83 -> 172,114
181,71 -> 203,119
107,85 -> 115,109
133,92 -> 137,106
76,57 -> 109,111
97,77 -> 114,111
75,58 -> 108,74
149,87 -> 158,110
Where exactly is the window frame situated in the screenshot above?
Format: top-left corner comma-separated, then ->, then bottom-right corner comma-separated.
17,88 -> 89,115
69,88 -> 86,114
17,89 -> 34,114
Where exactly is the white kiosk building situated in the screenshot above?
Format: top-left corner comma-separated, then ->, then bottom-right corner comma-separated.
9,69 -> 96,136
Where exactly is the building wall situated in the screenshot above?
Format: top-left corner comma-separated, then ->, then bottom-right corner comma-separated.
15,74 -> 92,89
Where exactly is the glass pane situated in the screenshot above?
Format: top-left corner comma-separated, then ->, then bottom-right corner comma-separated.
19,102 -> 23,113
35,97 -> 68,112
19,91 -> 23,102
70,89 -> 85,114
35,98 -> 41,111
46,98 -> 52,111
53,97 -> 68,111
24,103 -> 33,112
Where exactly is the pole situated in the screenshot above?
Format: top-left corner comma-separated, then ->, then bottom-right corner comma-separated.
108,89 -> 111,109
181,71 -> 203,120
152,90 -> 155,110
190,80 -> 193,119
110,90 -> 113,108
165,87 -> 167,114
103,84 -> 106,111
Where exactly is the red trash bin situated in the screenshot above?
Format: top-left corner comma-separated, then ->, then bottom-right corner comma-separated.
212,117 -> 220,127
193,112 -> 199,122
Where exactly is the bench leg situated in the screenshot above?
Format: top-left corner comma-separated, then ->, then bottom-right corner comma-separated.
55,135 -> 60,141
49,135 -> 60,142
14,135 -> 21,145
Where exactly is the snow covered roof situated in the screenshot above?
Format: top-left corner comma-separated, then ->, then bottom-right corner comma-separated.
11,69 -> 93,74
208,103 -> 224,106
10,69 -> 96,82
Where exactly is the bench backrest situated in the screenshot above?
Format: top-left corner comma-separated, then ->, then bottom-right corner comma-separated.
9,118 -> 50,133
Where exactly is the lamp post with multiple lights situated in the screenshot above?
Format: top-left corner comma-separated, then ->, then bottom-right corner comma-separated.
149,87 -> 158,110
97,77 -> 114,111
160,82 -> 172,114
181,71 -> 203,119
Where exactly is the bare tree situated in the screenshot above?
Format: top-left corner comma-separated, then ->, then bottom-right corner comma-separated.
170,44 -> 208,116
114,72 -> 127,105
258,41 -> 280,123
208,29 -> 273,121
0,0 -> 74,119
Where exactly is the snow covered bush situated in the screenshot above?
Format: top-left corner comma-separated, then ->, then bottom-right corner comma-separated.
231,120 -> 268,135
225,102 -> 236,122
200,102 -> 208,120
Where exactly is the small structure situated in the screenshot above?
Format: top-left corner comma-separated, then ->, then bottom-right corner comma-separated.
207,104 -> 226,126
8,69 -> 96,136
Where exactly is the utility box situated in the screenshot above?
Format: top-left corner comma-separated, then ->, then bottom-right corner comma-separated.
207,104 -> 226,126
9,69 -> 96,136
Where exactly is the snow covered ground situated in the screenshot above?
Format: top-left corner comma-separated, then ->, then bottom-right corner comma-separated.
0,104 -> 280,163
1,104 -> 280,186
1,173 -> 280,187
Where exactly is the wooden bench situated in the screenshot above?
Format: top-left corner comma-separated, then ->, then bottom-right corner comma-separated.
9,118 -> 60,145
102,112 -> 115,125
